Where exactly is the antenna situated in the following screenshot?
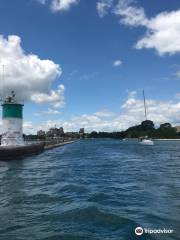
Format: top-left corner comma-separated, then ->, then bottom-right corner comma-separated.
143,89 -> 147,120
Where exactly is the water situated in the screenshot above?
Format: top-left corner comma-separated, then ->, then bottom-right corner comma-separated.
0,139 -> 180,240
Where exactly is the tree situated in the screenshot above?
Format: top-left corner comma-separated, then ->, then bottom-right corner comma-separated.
89,131 -> 98,138
160,123 -> 172,129
141,120 -> 154,130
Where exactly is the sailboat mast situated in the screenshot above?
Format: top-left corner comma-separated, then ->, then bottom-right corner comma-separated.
143,89 -> 147,120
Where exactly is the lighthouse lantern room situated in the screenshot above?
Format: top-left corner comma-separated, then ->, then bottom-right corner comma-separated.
1,91 -> 24,146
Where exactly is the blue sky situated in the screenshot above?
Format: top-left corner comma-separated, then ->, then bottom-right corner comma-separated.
0,0 -> 180,133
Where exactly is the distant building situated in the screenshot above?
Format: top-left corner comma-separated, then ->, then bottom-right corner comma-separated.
36,126 -> 81,140
59,127 -> 64,136
66,132 -> 79,139
175,126 -> 180,133
37,130 -> 46,137
46,127 -> 64,138
46,128 -> 57,137
79,128 -> 85,138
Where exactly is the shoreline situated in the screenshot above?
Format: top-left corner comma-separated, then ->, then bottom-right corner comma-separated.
154,139 -> 180,141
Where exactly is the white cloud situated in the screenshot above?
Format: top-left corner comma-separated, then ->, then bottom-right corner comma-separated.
34,108 -> 62,116
114,0 -> 148,27
20,91 -> 180,134
175,70 -> 180,79
23,121 -> 36,135
31,84 -> 65,108
120,92 -> 180,126
51,0 -> 79,12
127,90 -> 137,98
113,59 -> 122,67
95,109 -> 114,117
114,0 -> 180,55
136,10 -> 180,55
97,0 -> 113,18
63,94 -> 180,131
36,0 -> 80,12
0,35 -> 64,108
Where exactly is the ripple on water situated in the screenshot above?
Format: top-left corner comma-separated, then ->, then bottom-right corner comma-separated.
0,139 -> 180,240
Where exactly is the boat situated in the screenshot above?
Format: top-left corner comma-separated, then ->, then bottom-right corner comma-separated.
139,136 -> 154,145
139,90 -> 154,146
141,139 -> 154,145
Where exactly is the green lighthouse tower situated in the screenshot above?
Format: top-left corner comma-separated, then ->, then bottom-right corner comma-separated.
1,91 -> 24,146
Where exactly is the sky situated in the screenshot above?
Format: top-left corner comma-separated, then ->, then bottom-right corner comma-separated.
0,0 -> 180,133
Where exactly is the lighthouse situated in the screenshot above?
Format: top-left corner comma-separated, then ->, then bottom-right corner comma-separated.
1,91 -> 24,146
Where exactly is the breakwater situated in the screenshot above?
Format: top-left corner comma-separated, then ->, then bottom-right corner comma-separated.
44,140 -> 76,150
0,139 -> 77,160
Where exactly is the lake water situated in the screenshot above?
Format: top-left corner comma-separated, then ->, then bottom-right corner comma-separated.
0,139 -> 180,240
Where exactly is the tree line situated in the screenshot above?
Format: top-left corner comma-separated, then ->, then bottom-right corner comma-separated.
87,120 -> 179,139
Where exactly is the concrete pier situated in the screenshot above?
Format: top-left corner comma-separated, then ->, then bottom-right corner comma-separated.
0,143 -> 45,160
0,140 -> 76,160
44,140 -> 76,150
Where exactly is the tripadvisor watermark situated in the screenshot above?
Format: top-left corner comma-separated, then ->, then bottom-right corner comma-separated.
135,226 -> 174,236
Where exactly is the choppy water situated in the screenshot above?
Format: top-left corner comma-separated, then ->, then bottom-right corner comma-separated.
0,139 -> 180,240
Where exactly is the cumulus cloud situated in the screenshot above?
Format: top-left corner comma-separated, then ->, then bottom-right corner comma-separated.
31,84 -> 65,108
20,91 -> 180,134
121,91 -> 180,126
97,0 -> 113,18
0,35 -> 64,108
113,59 -> 122,67
135,10 -> 180,55
114,0 -> 180,55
